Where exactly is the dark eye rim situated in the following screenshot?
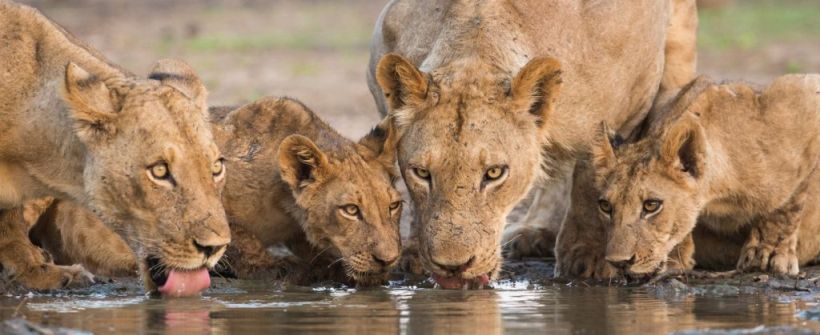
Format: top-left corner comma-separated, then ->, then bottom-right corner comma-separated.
411,166 -> 431,181
643,199 -> 663,213
483,165 -> 509,182
598,199 -> 612,214
147,161 -> 176,186
340,204 -> 361,217
389,200 -> 403,210
212,158 -> 226,176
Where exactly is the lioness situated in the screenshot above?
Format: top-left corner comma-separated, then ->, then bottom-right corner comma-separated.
27,97 -> 404,286
571,75 -> 820,278
0,1 -> 229,296
367,0 -> 697,288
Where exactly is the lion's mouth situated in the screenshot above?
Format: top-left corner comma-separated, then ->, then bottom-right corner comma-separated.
623,262 -> 665,283
145,256 -> 211,297
432,272 -> 491,289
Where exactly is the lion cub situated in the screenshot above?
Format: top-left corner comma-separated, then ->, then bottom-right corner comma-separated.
590,75 -> 820,277
30,97 -> 404,286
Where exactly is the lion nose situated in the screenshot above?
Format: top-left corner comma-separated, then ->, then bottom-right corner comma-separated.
432,255 -> 475,274
372,254 -> 399,268
193,239 -> 227,258
606,254 -> 636,270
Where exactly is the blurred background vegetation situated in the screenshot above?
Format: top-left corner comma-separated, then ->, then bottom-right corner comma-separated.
21,0 -> 820,137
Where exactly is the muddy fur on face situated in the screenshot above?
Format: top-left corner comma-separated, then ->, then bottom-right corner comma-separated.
0,1 -> 230,293
557,74 -> 820,279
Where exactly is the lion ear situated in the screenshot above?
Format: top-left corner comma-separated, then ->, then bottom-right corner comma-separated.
61,62 -> 120,143
278,135 -> 329,192
375,54 -> 430,112
358,116 -> 398,166
661,115 -> 707,179
592,122 -> 621,175
148,59 -> 208,109
510,56 -> 563,131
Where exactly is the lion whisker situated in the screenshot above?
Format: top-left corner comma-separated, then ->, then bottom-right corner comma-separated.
328,257 -> 345,269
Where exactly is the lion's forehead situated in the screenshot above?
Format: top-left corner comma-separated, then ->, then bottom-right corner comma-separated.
335,166 -> 395,199
121,90 -> 218,160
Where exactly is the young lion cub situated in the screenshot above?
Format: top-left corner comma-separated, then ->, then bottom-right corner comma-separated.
29,97 -> 404,286
589,75 -> 820,277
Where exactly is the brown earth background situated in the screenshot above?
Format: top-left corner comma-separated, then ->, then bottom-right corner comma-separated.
19,0 -> 820,141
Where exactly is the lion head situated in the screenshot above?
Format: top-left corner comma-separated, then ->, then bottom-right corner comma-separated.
590,80 -> 713,277
61,60 -> 230,295
279,117 -> 403,285
373,54 -> 562,287
220,98 -> 403,285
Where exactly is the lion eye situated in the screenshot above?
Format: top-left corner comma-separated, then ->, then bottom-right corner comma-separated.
484,165 -> 507,181
341,204 -> 360,217
643,200 -> 662,214
212,159 -> 225,177
413,167 -> 431,180
389,201 -> 402,211
149,163 -> 170,180
598,199 -> 612,215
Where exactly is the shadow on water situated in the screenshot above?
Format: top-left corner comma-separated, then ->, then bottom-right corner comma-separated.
1,277 -> 818,334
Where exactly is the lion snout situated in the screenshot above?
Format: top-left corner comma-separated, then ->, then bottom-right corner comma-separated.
430,254 -> 475,274
605,253 -> 636,271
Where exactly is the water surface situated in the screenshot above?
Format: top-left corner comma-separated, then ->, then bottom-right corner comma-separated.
1,278 -> 817,334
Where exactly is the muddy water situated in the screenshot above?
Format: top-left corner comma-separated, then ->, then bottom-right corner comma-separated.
1,278 -> 818,335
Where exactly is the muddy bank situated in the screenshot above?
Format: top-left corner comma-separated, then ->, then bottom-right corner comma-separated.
1,261 -> 818,334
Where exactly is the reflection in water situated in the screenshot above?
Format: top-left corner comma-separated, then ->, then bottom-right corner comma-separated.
0,281 -> 817,334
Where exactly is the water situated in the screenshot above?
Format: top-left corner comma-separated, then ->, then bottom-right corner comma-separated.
1,278 -> 817,334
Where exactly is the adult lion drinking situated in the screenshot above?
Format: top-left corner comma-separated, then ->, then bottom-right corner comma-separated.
367,0 -> 697,288
0,0 -> 229,296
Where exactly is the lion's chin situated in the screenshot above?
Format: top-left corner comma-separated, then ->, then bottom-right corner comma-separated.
145,256 -> 211,297
625,261 -> 666,282
432,273 -> 491,289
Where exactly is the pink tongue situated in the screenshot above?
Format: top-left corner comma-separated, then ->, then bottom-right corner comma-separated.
432,273 -> 491,289
158,268 -> 211,297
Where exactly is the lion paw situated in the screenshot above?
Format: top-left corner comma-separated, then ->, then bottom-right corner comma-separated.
737,238 -> 799,276
399,243 -> 425,275
556,247 -> 615,279
16,263 -> 95,290
501,225 -> 554,259
57,264 -> 96,288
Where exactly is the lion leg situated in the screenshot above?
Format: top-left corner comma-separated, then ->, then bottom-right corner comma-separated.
736,184 -> 807,276
666,233 -> 696,271
224,224 -> 287,279
399,227 -> 425,276
0,207 -> 93,290
554,164 -> 616,279
502,164 -> 573,259
554,209 -> 614,279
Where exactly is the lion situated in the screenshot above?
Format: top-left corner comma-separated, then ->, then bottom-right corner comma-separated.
27,198 -> 137,277
27,97 -> 404,286
366,0 -> 697,288
558,74 -> 820,279
0,1 -> 230,296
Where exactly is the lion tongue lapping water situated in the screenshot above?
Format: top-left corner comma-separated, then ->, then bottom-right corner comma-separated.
157,269 -> 211,297
432,273 -> 490,290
